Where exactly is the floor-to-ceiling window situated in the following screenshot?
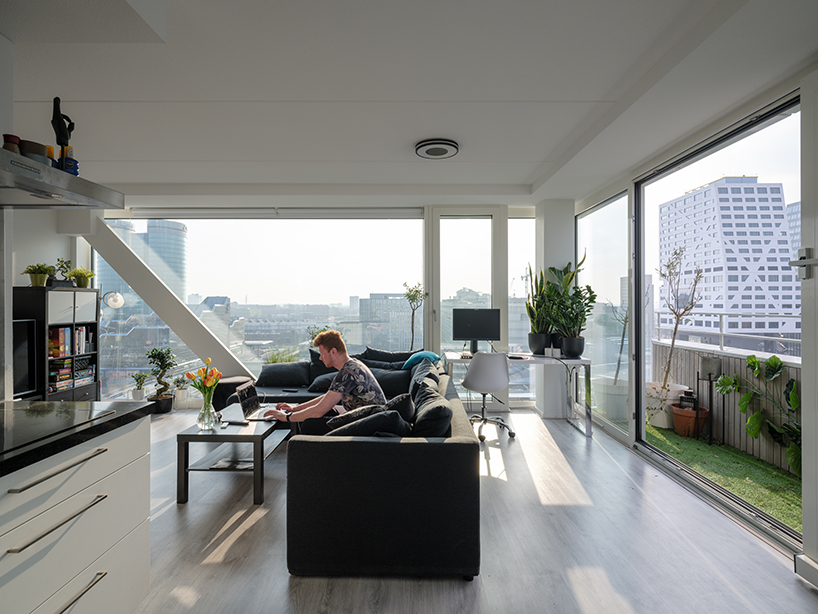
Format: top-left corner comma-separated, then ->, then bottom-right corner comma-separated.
509,216 -> 535,404
638,99 -> 803,537
96,217 -> 423,400
577,192 -> 630,431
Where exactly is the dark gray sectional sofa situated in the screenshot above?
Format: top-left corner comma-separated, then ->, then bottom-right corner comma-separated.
286,370 -> 481,579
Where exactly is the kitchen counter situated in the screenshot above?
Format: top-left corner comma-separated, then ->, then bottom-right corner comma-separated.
0,399 -> 153,478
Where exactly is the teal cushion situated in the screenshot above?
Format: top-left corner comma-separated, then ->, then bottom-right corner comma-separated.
402,351 -> 441,369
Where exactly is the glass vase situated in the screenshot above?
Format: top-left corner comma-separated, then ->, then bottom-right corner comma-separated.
196,398 -> 217,431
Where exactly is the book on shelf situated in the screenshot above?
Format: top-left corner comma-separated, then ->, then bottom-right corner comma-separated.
74,377 -> 95,388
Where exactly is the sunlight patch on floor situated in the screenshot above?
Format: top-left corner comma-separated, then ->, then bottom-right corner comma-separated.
567,567 -> 634,613
514,414 -> 593,506
169,586 -> 201,609
202,506 -> 269,564
478,426 -> 507,480
150,497 -> 178,520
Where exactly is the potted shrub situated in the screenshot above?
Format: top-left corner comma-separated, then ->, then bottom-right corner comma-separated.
49,257 -> 75,287
403,281 -> 428,351
131,372 -> 149,400
146,347 -> 177,413
172,375 -> 188,407
716,354 -> 802,477
22,263 -> 55,287
67,266 -> 95,288
551,283 -> 596,358
646,247 -> 701,428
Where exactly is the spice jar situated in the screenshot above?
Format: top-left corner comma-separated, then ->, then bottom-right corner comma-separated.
2,134 -> 20,154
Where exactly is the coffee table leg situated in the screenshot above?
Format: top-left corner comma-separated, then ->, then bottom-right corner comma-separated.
177,440 -> 189,504
253,439 -> 264,504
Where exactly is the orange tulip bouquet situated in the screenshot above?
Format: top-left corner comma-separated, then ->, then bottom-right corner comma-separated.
186,358 -> 222,430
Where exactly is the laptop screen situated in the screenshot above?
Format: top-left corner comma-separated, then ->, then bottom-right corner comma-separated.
236,381 -> 261,415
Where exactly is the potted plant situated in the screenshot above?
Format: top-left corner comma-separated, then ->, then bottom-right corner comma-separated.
22,263 -> 55,287
173,375 -> 188,407
525,264 -> 552,354
49,257 -> 75,287
551,283 -> 596,358
646,247 -> 701,428
716,354 -> 801,477
146,347 -> 177,413
403,281 -> 428,351
131,372 -> 149,400
67,266 -> 95,288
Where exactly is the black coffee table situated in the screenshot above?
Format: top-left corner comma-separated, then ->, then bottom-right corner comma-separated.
177,409 -> 289,505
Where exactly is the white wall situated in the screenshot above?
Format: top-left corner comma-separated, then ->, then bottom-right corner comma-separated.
12,210 -> 75,285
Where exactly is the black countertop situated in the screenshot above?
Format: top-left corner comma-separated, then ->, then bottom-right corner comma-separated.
0,400 -> 153,478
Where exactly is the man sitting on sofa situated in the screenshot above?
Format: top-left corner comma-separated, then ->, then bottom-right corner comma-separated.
264,330 -> 386,435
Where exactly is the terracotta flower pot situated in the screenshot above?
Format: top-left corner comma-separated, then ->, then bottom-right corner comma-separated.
670,403 -> 709,438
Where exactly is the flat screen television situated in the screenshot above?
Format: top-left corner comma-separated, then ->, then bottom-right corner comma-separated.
452,308 -> 501,354
13,319 -> 37,397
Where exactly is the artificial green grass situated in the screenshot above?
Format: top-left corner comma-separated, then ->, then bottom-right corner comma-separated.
646,425 -> 802,533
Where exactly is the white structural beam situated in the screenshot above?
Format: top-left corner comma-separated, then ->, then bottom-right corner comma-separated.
62,211 -> 252,379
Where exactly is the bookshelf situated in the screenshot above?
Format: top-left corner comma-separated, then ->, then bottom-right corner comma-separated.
13,287 -> 100,402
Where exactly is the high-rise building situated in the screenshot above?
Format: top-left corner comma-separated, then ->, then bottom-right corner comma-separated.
657,177 -> 799,352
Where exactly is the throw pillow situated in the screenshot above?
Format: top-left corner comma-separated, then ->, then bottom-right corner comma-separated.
383,392 -> 415,423
255,361 -> 310,387
326,404 -> 384,429
326,410 -> 411,437
370,368 -> 412,399
307,372 -> 336,392
360,358 -> 405,371
402,350 -> 441,370
412,391 -> 453,438
309,349 -> 337,380
410,358 -> 440,397
365,347 -> 420,363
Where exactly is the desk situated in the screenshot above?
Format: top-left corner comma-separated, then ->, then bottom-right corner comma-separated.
177,410 -> 289,505
445,352 -> 592,437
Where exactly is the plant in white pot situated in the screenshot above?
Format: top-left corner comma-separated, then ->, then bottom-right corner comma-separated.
646,247 -> 702,428
172,375 -> 188,408
131,372 -> 149,400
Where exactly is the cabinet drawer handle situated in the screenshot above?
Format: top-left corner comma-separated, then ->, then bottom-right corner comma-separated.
7,494 -> 107,554
8,448 -> 108,494
55,570 -> 107,614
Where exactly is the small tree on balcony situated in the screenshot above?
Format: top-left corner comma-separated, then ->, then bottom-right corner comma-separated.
658,247 -> 702,390
403,282 -> 428,351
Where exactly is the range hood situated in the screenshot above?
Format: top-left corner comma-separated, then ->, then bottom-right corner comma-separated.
0,148 -> 124,209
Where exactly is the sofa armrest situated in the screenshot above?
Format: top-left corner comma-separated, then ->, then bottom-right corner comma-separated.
287,434 -> 480,577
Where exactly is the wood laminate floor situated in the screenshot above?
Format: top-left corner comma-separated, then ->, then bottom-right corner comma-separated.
134,410 -> 818,613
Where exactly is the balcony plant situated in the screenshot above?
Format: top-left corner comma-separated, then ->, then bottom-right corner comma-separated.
131,372 -> 149,400
646,247 -> 702,427
67,266 -> 95,288
716,354 -> 801,478
146,346 -> 177,413
22,263 -> 55,287
403,281 -> 428,351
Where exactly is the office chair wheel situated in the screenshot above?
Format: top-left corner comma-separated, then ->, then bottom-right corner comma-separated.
508,431 -> 516,438
478,433 -> 486,442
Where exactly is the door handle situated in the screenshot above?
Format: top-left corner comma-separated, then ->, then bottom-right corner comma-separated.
788,248 -> 818,279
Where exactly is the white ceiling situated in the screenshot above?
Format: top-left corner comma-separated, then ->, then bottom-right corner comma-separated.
5,0 -> 818,212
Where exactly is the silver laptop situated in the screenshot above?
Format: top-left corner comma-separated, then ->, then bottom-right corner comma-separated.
221,381 -> 275,422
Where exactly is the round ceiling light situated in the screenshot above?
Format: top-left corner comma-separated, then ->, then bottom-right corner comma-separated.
415,138 -> 459,160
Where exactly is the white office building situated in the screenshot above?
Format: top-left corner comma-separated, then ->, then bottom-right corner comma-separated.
657,177 -> 800,352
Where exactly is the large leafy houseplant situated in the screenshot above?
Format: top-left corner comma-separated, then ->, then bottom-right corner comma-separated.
551,285 -> 597,338
716,355 -> 802,478
525,252 -> 588,335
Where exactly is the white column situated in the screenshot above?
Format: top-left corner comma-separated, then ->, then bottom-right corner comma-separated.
796,67 -> 818,588
0,35 -> 13,400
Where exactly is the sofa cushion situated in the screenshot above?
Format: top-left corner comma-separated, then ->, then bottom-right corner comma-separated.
326,404 -> 384,430
412,383 -> 453,437
410,358 -> 440,397
307,372 -> 336,393
402,351 -> 441,370
365,347 -> 420,363
326,410 -> 411,437
255,361 -> 310,388
383,392 -> 415,423
370,368 -> 412,399
360,358 -> 405,371
308,349 -> 337,380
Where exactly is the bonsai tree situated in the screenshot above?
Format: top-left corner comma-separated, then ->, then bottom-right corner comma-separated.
403,282 -> 428,350
146,346 -> 177,397
132,372 -> 149,390
716,355 -> 801,477
657,246 -> 702,390
55,257 -> 72,280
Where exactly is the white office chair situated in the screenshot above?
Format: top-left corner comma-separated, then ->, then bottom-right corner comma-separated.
461,351 -> 516,442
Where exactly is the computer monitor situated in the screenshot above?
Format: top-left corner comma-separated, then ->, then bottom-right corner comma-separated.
452,308 -> 501,354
